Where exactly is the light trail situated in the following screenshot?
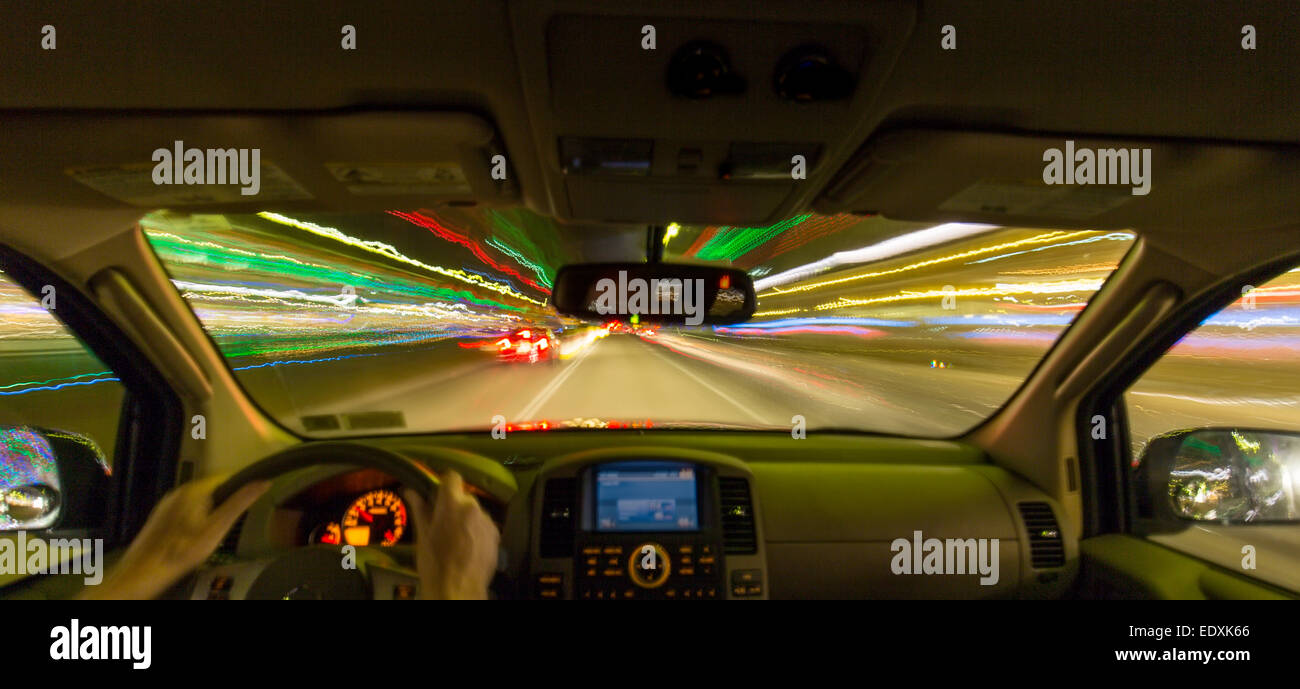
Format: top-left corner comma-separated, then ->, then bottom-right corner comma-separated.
257,212 -> 545,304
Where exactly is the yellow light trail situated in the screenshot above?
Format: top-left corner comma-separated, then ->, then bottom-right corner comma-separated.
558,326 -> 610,358
143,229 -> 375,284
752,307 -> 803,318
997,263 -> 1119,276
760,231 -> 1097,298
812,278 -> 1105,311
256,212 -> 545,305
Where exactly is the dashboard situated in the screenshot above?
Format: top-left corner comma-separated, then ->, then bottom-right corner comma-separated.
190,433 -> 1075,600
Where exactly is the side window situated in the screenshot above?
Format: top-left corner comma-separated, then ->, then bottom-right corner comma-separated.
1124,264 -> 1300,591
0,269 -> 123,531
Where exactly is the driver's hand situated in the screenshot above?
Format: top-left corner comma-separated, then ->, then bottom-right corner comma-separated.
79,475 -> 271,600
405,472 -> 499,600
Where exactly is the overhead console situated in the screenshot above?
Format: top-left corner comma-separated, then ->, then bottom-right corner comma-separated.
529,449 -> 766,600
507,2 -> 917,225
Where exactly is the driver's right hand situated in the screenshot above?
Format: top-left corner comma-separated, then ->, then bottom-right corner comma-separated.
404,471 -> 500,600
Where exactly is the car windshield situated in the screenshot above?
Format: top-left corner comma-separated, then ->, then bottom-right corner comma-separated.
141,209 -> 1133,437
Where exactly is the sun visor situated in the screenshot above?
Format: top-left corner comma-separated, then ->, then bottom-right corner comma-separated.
0,111 -> 517,215
816,128 -> 1300,232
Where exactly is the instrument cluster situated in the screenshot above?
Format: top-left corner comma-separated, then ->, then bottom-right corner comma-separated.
288,469 -> 413,548
306,488 -> 409,547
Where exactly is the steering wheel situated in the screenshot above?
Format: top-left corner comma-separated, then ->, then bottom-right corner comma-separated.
205,441 -> 445,600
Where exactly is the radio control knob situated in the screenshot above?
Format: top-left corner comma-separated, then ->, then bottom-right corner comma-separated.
627,542 -> 671,589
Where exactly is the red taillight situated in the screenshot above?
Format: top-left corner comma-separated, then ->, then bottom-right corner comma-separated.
719,275 -> 731,289
496,338 -> 512,351
519,330 -> 532,339
537,338 -> 549,350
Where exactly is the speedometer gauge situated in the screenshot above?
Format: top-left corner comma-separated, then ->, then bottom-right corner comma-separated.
340,489 -> 408,547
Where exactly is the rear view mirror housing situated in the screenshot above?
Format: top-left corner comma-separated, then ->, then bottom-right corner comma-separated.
551,262 -> 756,326
1135,427 -> 1300,530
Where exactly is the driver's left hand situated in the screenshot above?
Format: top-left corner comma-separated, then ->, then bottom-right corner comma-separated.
79,475 -> 271,600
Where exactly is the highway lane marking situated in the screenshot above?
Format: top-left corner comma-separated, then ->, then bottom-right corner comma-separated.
646,341 -> 769,425
514,343 -> 594,421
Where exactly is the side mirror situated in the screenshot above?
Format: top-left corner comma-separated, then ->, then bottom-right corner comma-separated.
1135,428 -> 1300,527
0,426 -> 110,531
551,262 -> 756,326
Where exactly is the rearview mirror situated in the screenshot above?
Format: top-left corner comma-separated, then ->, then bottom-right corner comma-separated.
1135,427 -> 1300,525
551,263 -> 756,325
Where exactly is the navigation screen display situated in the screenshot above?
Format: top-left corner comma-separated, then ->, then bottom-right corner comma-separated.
595,462 -> 699,532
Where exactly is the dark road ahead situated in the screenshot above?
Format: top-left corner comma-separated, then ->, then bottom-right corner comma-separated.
224,327 -> 1300,451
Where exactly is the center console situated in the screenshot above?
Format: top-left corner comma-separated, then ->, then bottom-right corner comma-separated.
529,450 -> 767,600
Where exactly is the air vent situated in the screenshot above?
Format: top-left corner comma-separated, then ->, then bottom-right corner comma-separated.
538,478 -> 577,558
301,414 -> 341,431
718,477 -> 757,554
344,411 -> 406,430
1018,502 -> 1065,569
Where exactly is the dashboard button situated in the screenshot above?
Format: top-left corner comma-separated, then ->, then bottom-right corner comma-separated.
207,576 -> 233,600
